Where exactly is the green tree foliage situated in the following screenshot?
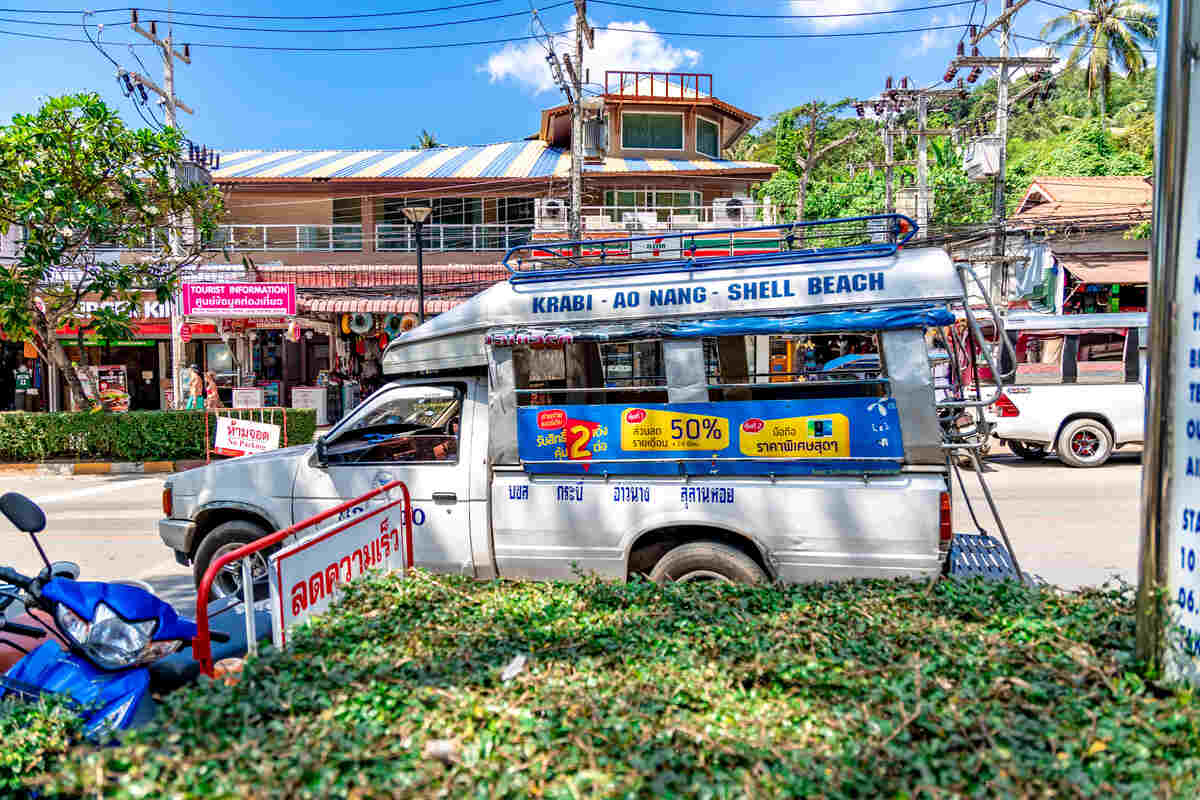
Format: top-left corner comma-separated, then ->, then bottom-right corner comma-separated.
742,64 -> 1154,230
415,129 -> 441,149
1041,0 -> 1158,126
0,93 -> 223,408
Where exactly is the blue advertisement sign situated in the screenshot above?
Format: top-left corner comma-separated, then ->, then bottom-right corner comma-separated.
516,397 -> 904,476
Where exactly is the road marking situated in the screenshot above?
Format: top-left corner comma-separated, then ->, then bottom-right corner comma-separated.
32,477 -> 163,505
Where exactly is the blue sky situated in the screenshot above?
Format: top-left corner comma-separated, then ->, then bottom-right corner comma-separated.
1,1 -> 1077,152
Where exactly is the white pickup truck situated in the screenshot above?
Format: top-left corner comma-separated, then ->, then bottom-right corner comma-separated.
985,312 -> 1146,467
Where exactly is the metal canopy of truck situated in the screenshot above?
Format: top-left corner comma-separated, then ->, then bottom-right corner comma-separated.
382,218 -> 961,376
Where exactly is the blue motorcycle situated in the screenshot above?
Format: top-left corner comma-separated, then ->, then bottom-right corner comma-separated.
0,492 -> 270,736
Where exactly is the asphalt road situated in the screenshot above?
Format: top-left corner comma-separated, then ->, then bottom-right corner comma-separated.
0,449 -> 1143,623
1,473 -> 196,614
952,446 -> 1143,589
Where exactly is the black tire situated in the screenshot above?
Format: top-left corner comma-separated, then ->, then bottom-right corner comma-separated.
648,541 -> 767,585
192,519 -> 273,600
1008,440 -> 1048,460
1057,418 -> 1113,468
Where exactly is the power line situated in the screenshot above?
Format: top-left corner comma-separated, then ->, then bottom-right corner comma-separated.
0,1 -> 506,20
590,0 -> 976,19
0,21 -> 972,51
0,26 -> 560,51
601,23 -> 970,40
107,3 -> 572,34
1012,32 -> 1157,56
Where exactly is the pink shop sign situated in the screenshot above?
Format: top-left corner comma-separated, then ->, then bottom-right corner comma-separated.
181,282 -> 297,317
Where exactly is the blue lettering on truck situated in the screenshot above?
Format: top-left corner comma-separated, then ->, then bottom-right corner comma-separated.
532,295 -> 594,314
807,272 -> 885,295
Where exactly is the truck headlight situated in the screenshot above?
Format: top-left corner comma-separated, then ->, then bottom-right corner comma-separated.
55,603 -> 182,670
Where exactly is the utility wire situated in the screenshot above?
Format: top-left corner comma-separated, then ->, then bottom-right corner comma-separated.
0,1 -> 505,19
108,3 -> 572,34
0,21 -> 971,51
590,0 -> 976,19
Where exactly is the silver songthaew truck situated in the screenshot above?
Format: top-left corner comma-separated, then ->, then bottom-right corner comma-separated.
159,217 -> 1005,593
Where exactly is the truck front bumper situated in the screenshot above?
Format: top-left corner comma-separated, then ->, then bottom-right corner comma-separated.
159,518 -> 196,564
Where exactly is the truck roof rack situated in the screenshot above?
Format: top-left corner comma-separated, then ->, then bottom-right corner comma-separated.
502,214 -> 917,284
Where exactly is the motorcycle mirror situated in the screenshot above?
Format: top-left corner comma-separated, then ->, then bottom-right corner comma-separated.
0,493 -> 46,534
0,492 -> 53,575
50,562 -> 80,580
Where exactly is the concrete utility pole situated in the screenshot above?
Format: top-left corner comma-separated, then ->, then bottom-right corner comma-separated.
916,93 -> 929,236
564,0 -> 593,243
131,9 -> 193,408
883,111 -> 895,214
945,0 -> 1055,304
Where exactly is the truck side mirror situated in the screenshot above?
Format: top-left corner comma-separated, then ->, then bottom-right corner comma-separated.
315,436 -> 328,468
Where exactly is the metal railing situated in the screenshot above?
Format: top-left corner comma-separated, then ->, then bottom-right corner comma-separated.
375,223 -> 534,252
123,224 -> 364,252
604,70 -> 713,98
538,204 -> 779,232
192,478 -> 413,677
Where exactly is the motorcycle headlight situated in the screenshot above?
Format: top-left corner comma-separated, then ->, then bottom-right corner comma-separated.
54,602 -> 181,670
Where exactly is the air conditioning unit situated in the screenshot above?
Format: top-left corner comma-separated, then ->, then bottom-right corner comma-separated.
540,198 -> 566,225
712,197 -> 746,225
963,136 -> 1001,182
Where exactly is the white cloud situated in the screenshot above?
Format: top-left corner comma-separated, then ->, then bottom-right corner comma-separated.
789,0 -> 905,32
902,13 -> 960,57
482,16 -> 700,95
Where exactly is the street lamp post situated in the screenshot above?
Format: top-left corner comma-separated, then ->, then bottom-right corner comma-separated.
401,206 -> 433,324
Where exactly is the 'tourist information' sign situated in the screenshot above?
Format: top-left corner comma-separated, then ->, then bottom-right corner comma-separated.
181,282 -> 297,317
516,398 -> 902,475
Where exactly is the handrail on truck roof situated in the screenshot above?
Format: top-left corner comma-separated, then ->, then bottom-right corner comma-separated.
501,214 -> 918,284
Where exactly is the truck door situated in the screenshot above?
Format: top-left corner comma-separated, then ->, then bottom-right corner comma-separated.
291,380 -> 478,575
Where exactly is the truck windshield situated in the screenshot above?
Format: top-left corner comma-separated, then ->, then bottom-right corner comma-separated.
335,385 -> 459,437
325,385 -> 463,465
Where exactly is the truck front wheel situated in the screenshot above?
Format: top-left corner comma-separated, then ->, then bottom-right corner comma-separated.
648,541 -> 767,585
192,519 -> 273,600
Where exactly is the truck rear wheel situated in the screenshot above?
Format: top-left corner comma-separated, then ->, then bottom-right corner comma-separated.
1057,418 -> 1113,468
648,541 -> 767,585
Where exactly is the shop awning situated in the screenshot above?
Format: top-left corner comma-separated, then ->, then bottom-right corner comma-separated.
1058,253 -> 1149,285
298,296 -> 468,315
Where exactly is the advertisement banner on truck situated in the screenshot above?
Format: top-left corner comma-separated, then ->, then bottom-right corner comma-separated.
516,398 -> 903,475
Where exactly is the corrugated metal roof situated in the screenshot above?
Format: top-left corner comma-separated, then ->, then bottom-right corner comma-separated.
213,140 -> 775,181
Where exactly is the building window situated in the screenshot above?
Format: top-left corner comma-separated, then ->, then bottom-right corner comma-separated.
497,197 -> 535,224
376,198 -> 483,226
696,117 -> 720,158
621,113 -> 684,150
603,190 -> 702,222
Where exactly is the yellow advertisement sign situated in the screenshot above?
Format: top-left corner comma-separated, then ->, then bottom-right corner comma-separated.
621,408 -> 730,452
738,414 -> 849,458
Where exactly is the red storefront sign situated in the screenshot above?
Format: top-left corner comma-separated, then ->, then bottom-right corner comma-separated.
180,323 -> 193,343
182,282 -> 297,317
54,322 -> 218,337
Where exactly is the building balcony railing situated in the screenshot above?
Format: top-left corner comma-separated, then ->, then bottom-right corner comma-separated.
375,223 -> 533,252
119,223 -> 534,253
536,203 -> 779,232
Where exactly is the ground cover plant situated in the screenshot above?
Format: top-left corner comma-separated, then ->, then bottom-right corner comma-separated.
8,572 -> 1200,798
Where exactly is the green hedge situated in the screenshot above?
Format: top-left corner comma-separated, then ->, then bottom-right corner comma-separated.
0,409 -> 317,462
21,575 -> 1200,798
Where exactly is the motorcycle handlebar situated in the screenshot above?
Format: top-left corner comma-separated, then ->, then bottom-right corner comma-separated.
0,567 -> 32,590
1,620 -> 45,639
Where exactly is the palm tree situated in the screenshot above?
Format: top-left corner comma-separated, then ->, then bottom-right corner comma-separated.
414,129 -> 440,149
1041,0 -> 1157,127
